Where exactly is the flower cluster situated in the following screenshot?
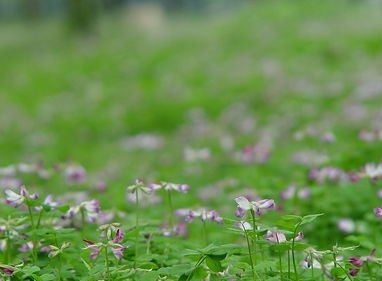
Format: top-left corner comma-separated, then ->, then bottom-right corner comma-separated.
149,181 -> 190,193
62,199 -> 100,222
176,208 -> 223,224
83,228 -> 126,259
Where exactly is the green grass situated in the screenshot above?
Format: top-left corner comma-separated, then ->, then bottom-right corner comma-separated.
1,0 -> 382,251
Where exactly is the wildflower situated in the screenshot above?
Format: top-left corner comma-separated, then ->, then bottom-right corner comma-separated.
337,218 -> 355,233
265,230 -> 303,243
47,242 -> 71,258
126,179 -> 151,194
83,228 -> 127,260
364,163 -> 382,179
160,222 -> 188,237
280,185 -> 311,200
374,207 -> 382,218
234,221 -> 253,231
235,196 -> 275,216
83,239 -> 102,260
149,181 -> 190,193
176,208 -> 223,224
62,200 -> 100,223
4,186 -> 38,208
64,164 -> 87,183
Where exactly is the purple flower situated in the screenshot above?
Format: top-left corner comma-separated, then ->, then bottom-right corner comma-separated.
337,218 -> 355,233
374,207 -> 382,218
83,239 -> 101,260
4,186 -> 38,208
64,164 -> 87,183
62,200 -> 100,223
265,231 -> 287,243
176,208 -> 223,224
235,196 -> 275,216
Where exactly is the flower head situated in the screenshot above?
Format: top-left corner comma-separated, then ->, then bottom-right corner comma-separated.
5,186 -> 38,208
235,196 -> 275,216
149,181 -> 190,193
176,208 -> 223,224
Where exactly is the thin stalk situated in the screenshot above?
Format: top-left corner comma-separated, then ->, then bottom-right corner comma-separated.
186,256 -> 207,281
54,233 -> 62,281
104,246 -> 110,280
288,250 -> 291,280
202,220 -> 208,245
36,209 -> 44,229
276,236 -> 283,281
27,203 -> 37,262
291,223 -> 301,281
250,209 -> 257,265
366,262 -> 374,281
4,235 -> 10,264
167,191 -> 174,229
241,223 -> 257,281
134,189 -> 140,267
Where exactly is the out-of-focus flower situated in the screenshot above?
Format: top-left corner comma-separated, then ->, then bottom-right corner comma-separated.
265,230 -> 303,243
280,185 -> 311,200
374,207 -> 382,218
235,196 -> 275,216
62,200 -> 100,223
241,143 -> 271,164
184,147 -> 211,162
4,186 -> 38,208
363,163 -> 382,180
149,181 -> 189,193
337,218 -> 355,233
160,223 -> 188,238
176,208 -> 223,224
308,167 -> 350,183
64,164 -> 87,183
234,221 -> 253,231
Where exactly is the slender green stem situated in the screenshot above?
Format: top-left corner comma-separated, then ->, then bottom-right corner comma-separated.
332,249 -> 337,270
202,220 -> 208,245
36,209 -> 44,229
250,209 -> 257,265
167,191 -> 174,229
186,256 -> 207,281
134,189 -> 140,267
4,235 -> 10,264
288,250 -> 291,280
105,246 -> 110,280
27,203 -> 37,262
80,208 -> 86,237
242,223 -> 256,281
311,259 -> 314,280
276,237 -> 283,281
292,223 -> 301,281
54,233 -> 62,281
366,262 -> 373,281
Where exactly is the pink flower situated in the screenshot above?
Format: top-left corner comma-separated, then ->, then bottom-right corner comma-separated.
83,239 -> 101,260
4,186 -> 38,208
64,164 -> 87,183
235,196 -> 275,216
176,208 -> 223,224
374,207 -> 382,218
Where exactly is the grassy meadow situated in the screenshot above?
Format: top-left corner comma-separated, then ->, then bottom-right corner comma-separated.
1,1 -> 382,280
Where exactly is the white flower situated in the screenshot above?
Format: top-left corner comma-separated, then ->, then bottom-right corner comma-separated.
364,163 -> 382,179
235,196 -> 275,216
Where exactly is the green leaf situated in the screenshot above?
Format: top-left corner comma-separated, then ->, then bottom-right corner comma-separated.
300,214 -> 324,225
206,256 -> 222,272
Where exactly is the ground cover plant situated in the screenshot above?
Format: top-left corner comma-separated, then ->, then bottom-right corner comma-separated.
2,0 -> 382,280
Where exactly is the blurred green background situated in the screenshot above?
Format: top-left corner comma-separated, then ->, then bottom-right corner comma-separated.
1,0 -> 382,218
